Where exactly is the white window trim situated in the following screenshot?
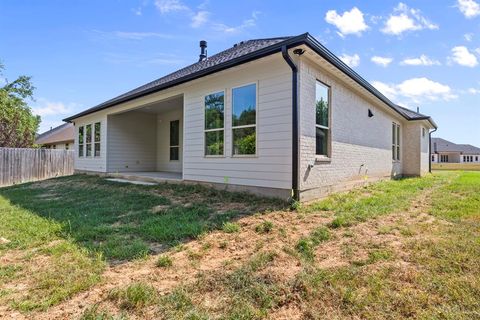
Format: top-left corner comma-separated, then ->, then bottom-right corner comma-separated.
94,122 -> 101,158
204,89 -> 226,158
169,120 -> 180,162
85,124 -> 93,158
315,80 -> 331,159
392,122 -> 401,162
231,82 -> 258,158
78,126 -> 84,158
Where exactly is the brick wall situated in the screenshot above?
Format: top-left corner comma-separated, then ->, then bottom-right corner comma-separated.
297,57 -> 406,201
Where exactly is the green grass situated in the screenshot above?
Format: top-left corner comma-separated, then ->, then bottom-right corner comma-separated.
429,171 -> 480,220
296,226 -> 331,261
222,222 -> 240,233
303,174 -> 445,228
108,282 -> 158,310
0,174 -> 283,312
2,171 -> 479,318
156,255 -> 173,268
255,221 -> 274,234
0,175 -> 283,261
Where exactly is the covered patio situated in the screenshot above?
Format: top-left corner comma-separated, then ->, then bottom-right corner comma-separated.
105,94 -> 184,179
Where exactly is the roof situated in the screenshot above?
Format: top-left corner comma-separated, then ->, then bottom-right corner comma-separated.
431,138 -> 480,155
64,33 -> 436,128
35,123 -> 74,145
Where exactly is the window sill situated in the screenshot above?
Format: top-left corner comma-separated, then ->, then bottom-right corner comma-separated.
315,155 -> 331,163
232,154 -> 258,158
204,155 -> 225,158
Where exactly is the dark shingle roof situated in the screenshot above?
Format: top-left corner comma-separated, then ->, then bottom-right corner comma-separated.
394,105 -> 431,120
99,37 -> 291,108
431,138 -> 480,154
64,33 -> 435,128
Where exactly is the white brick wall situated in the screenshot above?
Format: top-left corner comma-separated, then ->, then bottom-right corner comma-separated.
298,57 -> 405,201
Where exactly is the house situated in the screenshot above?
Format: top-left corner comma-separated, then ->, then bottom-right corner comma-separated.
35,123 -> 75,150
431,138 -> 480,163
64,33 -> 436,201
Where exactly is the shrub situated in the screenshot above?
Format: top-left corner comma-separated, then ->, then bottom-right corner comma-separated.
222,222 -> 240,233
255,221 -> 274,234
156,255 -> 173,268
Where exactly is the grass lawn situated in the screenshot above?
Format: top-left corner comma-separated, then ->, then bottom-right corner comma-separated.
1,171 -> 479,319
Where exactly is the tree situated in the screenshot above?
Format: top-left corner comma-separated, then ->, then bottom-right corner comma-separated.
0,62 -> 40,148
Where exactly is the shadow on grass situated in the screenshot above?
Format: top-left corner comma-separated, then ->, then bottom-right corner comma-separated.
0,174 -> 286,263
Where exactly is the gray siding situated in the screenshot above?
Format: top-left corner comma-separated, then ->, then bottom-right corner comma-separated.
182,55 -> 292,189
107,112 -> 157,172
156,108 -> 183,173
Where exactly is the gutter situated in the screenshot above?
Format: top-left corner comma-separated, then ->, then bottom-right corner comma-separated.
429,127 -> 438,173
281,45 -> 299,201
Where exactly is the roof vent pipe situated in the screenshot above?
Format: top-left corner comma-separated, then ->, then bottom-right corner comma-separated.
199,40 -> 207,61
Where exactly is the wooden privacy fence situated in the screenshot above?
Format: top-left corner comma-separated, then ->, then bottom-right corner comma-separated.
0,148 -> 74,187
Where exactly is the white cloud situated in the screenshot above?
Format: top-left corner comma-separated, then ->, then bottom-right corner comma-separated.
457,0 -> 480,18
382,3 -> 438,35
401,54 -> 441,66
476,48 -> 480,55
191,10 -> 209,28
450,46 -> 478,67
325,7 -> 369,37
213,11 -> 259,34
468,87 -> 480,94
155,0 -> 189,14
371,81 -> 398,100
371,56 -> 393,67
464,33 -> 474,41
372,77 -> 456,103
339,53 -> 360,67
32,99 -> 76,117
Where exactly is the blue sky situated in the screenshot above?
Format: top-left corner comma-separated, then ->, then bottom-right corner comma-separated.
1,0 -> 479,145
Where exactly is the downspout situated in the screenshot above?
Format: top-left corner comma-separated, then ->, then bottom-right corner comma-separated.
429,127 -> 437,173
281,45 -> 299,201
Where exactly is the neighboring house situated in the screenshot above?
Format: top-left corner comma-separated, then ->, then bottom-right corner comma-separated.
35,123 -> 75,150
64,33 -> 436,201
431,138 -> 480,163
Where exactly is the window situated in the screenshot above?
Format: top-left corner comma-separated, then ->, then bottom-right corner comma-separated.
86,124 -> 92,157
476,156 -> 478,162
78,126 -> 84,157
441,155 -> 449,163
315,81 -> 330,156
431,155 -> 435,162
392,122 -> 400,161
65,143 -> 69,150
170,120 -> 180,161
422,127 -> 426,137
232,83 -> 256,155
94,122 -> 101,157
204,91 -> 225,156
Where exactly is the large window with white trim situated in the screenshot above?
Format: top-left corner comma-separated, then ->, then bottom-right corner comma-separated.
315,81 -> 330,156
204,91 -> 225,156
86,124 -> 92,157
94,122 -> 101,157
392,122 -> 400,161
78,126 -> 84,157
232,83 -> 256,156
